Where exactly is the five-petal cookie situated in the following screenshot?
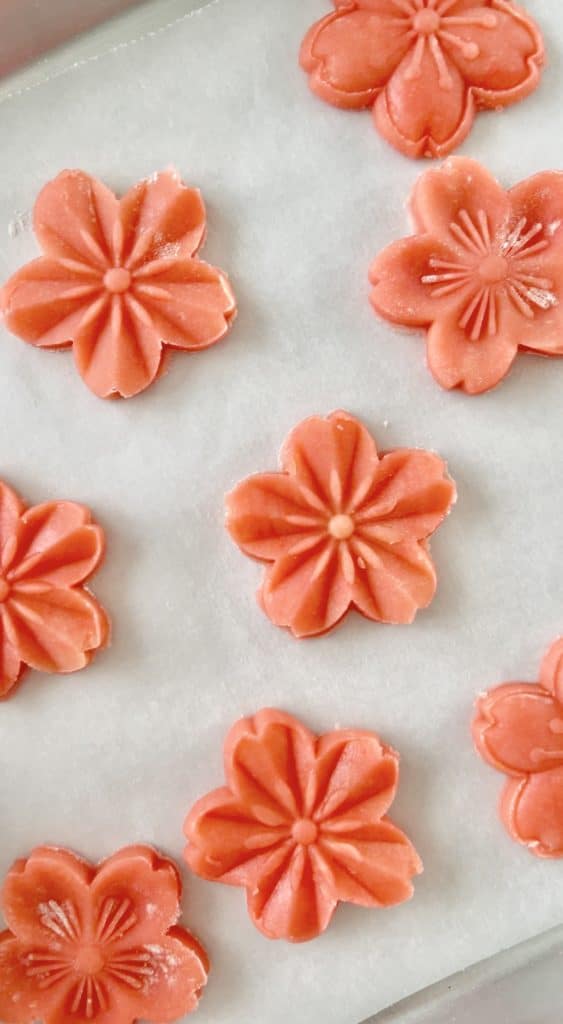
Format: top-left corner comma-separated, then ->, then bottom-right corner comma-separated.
300,0 -> 544,159
370,157 -> 563,394
0,845 -> 209,1024
226,411 -> 455,637
184,708 -> 422,942
0,479 -> 109,699
2,169 -> 236,399
473,638 -> 563,858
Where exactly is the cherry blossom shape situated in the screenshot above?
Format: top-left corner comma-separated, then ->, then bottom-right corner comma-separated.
300,0 -> 544,159
184,708 -> 422,942
472,638 -> 563,858
1,168 -> 236,399
0,479 -> 109,699
370,157 -> 563,394
0,845 -> 209,1024
225,411 -> 455,638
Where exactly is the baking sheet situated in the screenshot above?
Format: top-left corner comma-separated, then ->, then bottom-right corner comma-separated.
364,924 -> 563,1023
0,2 -> 562,1022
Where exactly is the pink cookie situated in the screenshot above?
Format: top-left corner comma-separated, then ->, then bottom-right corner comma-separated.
184,708 -> 422,942
0,479 -> 109,699
226,410 -> 456,638
473,639 -> 563,858
370,157 -> 563,394
300,0 -> 544,159
2,168 -> 236,399
0,845 -> 209,1024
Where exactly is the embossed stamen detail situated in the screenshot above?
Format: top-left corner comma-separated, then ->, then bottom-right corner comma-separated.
446,11 -> 497,29
439,31 -> 479,61
1,845 -> 210,1024
103,267 -> 131,294
96,898 -> 137,943
23,942 -> 158,1008
26,896 -> 151,1010
24,897 -> 158,1020
478,254 -> 508,283
413,9 -> 441,36
39,900 -> 81,941
404,0 -> 498,85
500,218 -> 549,258
428,34 -> 454,90
74,947 -> 105,976
104,949 -> 157,989
70,975 -> 108,1018
328,514 -> 355,540
292,819 -> 319,846
23,952 -> 74,990
421,210 -> 557,340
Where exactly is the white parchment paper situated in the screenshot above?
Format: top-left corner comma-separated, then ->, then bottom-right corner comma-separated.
1,2 -> 562,1022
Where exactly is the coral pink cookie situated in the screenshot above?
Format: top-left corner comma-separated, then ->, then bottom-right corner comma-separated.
1,168 -> 236,399
0,845 -> 209,1024
225,411 -> 455,638
472,639 -> 563,858
184,708 -> 422,942
300,1 -> 544,159
0,479 -> 109,699
370,157 -> 563,394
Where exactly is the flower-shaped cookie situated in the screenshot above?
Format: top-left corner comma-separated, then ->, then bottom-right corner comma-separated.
184,709 -> 422,942
370,158 -> 563,394
0,845 -> 209,1024
300,0 -> 544,159
0,480 -> 109,699
2,168 -> 236,399
226,411 -> 455,638
472,639 -> 563,858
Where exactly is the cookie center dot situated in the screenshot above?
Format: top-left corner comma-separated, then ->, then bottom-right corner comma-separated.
103,267 -> 131,293
328,514 -> 354,540
292,819 -> 318,846
0,577 -> 10,603
478,255 -> 508,283
74,946 -> 104,976
413,9 -> 440,34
